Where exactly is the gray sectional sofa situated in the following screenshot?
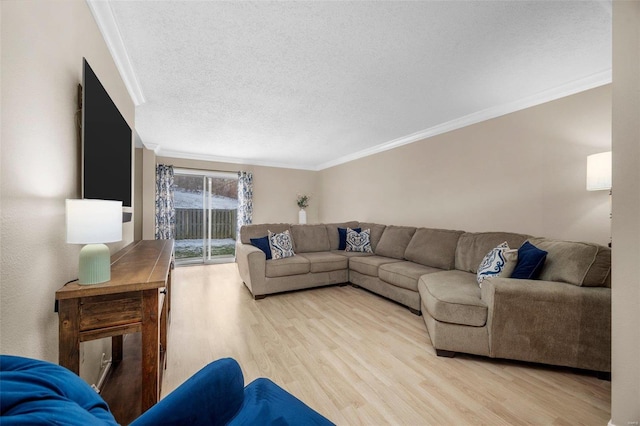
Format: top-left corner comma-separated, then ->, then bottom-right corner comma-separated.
235,221 -> 611,374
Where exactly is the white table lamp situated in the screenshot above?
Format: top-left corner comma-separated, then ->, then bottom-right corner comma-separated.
66,199 -> 122,284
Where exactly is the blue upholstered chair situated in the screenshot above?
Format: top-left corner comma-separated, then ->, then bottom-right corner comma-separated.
0,355 -> 334,425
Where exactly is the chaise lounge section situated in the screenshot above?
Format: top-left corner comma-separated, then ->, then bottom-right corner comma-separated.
419,232 -> 611,374
235,221 -> 611,374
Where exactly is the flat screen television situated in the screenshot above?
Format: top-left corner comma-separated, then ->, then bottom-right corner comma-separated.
81,58 -> 132,217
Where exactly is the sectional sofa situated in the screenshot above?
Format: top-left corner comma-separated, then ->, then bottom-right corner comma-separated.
235,221 -> 611,374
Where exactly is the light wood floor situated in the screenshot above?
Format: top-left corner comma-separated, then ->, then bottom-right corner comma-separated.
162,263 -> 611,425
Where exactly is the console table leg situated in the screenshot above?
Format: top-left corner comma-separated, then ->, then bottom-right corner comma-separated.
141,289 -> 160,412
160,291 -> 168,369
112,335 -> 123,364
58,299 -> 80,374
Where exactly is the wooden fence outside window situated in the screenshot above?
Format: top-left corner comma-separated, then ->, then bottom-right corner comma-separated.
174,208 -> 237,240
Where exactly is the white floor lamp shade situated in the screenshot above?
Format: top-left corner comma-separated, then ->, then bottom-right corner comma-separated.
66,199 -> 122,284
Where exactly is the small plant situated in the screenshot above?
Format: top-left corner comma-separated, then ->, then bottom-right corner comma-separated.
296,194 -> 310,209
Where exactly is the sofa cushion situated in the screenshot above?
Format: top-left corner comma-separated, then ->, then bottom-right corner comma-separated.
476,242 -> 518,286
404,228 -> 463,270
331,250 -> 375,258
528,237 -> 608,286
455,232 -> 529,273
510,241 -> 547,280
326,221 -> 360,250
379,261 -> 442,292
419,271 -> 488,327
358,222 -> 386,251
265,255 -> 310,278
345,228 -> 373,253
250,236 -> 272,260
583,245 -> 612,287
240,223 -> 290,245
268,230 -> 295,259
349,256 -> 402,277
290,225 -> 330,253
375,225 -> 416,259
298,252 -> 348,273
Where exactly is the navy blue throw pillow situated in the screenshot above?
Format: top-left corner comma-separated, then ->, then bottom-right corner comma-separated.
510,241 -> 547,279
338,227 -> 361,250
250,236 -> 272,260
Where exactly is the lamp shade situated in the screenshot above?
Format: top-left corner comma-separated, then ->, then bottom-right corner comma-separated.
586,151 -> 612,191
66,199 -> 122,244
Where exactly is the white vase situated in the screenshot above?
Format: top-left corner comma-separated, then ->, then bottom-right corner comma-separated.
298,208 -> 307,224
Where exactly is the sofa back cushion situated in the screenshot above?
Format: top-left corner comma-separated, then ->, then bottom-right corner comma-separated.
455,232 -> 529,273
325,221 -> 360,250
375,225 -> 417,259
404,228 -> 464,270
290,224 -> 331,253
358,222 -> 387,251
241,223 -> 290,245
528,237 -> 611,287
587,246 -> 612,288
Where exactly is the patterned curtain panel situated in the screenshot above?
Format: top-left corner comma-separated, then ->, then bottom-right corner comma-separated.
155,164 -> 175,240
237,171 -> 253,239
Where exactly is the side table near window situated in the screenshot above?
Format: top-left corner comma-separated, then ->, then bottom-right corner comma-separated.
55,239 -> 174,413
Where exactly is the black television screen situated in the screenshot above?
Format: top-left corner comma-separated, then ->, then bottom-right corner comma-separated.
82,58 -> 132,208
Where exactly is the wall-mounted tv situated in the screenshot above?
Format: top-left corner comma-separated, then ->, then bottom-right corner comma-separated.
81,58 -> 132,216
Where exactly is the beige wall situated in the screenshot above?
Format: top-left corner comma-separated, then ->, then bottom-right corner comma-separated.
148,156 -> 318,231
0,0 -> 134,384
611,1 -> 640,424
319,85 -> 613,246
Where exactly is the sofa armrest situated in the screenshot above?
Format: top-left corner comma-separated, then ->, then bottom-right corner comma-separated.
131,358 -> 245,426
481,278 -> 611,372
235,242 -> 267,297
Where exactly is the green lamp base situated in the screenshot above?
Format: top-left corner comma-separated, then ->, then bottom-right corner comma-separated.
78,243 -> 111,285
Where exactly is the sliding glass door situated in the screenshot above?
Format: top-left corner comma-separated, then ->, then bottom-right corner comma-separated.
173,169 -> 238,265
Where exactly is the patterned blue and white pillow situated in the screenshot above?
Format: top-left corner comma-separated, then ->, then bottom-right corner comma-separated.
477,242 -> 518,286
345,228 -> 373,253
268,229 -> 295,259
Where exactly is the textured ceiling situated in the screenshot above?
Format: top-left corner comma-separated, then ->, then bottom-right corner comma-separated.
100,0 -> 611,170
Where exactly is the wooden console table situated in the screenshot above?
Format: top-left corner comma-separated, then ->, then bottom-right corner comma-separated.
56,239 -> 174,412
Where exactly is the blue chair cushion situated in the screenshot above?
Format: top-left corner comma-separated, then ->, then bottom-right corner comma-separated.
135,359 -> 334,426
131,357 -> 245,426
0,355 -> 118,425
229,378 -> 334,425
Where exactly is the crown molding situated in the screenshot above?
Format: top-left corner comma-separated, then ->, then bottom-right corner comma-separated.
154,148 -> 318,171
316,70 -> 612,170
143,142 -> 161,155
86,0 -> 146,106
